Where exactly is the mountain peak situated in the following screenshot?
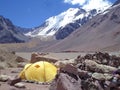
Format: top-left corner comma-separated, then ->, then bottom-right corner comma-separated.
25,5 -> 111,39
44,1 -> 120,52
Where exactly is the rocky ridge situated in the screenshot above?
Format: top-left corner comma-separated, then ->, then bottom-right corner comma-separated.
0,15 -> 30,43
25,6 -> 110,40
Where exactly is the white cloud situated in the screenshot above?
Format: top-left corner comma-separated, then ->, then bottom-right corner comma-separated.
64,0 -> 86,5
64,0 -> 112,10
83,0 -> 112,10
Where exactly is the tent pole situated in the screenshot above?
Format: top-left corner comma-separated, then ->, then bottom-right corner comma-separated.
43,60 -> 46,82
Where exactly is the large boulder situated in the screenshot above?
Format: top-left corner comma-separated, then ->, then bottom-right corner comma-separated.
15,56 -> 26,63
30,53 -> 58,63
85,60 -> 117,73
49,73 -> 82,90
14,82 -> 25,88
0,75 -> 9,82
49,64 -> 82,90
55,59 -> 75,68
92,73 -> 113,80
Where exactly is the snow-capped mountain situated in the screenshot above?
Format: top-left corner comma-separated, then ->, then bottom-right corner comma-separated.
43,0 -> 120,52
25,5 -> 111,40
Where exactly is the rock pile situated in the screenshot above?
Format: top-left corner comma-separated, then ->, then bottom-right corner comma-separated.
76,52 -> 120,68
50,52 -> 120,90
0,74 -> 25,88
0,49 -> 28,69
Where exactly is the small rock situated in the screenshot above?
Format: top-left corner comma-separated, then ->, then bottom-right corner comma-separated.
104,74 -> 113,80
0,56 -> 5,62
17,62 -> 26,68
112,77 -> 118,83
55,61 -> 67,68
60,64 -> 78,75
109,82 -> 117,89
0,75 -> 9,82
105,81 -> 111,86
77,69 -> 89,79
114,69 -> 120,75
11,51 -> 16,54
118,66 -> 120,69
14,82 -> 25,88
102,59 -> 108,64
95,80 -> 104,90
88,72 -> 93,77
0,63 -> 6,69
85,60 -> 98,69
100,65 -> 117,73
30,53 -> 38,63
55,59 -> 75,68
16,56 -> 25,63
0,65 -> 4,69
89,85 -> 98,90
92,73 -> 105,80
11,70 -> 19,73
8,77 -> 21,86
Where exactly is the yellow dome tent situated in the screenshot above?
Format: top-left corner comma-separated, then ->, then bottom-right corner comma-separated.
19,61 -> 57,82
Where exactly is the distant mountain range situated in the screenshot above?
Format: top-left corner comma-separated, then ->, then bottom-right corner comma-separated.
43,0 -> 120,52
0,0 -> 111,43
1,0 -> 120,52
25,4 -> 110,40
0,16 -> 30,43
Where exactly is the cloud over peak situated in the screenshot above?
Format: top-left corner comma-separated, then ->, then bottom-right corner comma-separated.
64,0 -> 112,10
64,0 -> 86,5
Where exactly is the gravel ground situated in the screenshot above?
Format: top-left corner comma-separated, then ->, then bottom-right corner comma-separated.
0,68 -> 50,90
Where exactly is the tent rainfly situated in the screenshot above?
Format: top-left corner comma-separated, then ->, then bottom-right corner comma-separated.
19,61 -> 57,82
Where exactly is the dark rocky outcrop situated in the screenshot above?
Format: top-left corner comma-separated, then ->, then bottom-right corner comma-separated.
49,64 -> 82,90
0,15 -> 29,43
50,52 -> 120,90
55,9 -> 97,40
55,23 -> 80,40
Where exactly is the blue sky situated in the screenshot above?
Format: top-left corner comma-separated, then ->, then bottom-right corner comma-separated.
0,0 -> 116,28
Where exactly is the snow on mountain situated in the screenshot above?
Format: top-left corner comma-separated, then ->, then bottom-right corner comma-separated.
25,6 -> 111,39
44,1 -> 120,52
25,8 -> 85,36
